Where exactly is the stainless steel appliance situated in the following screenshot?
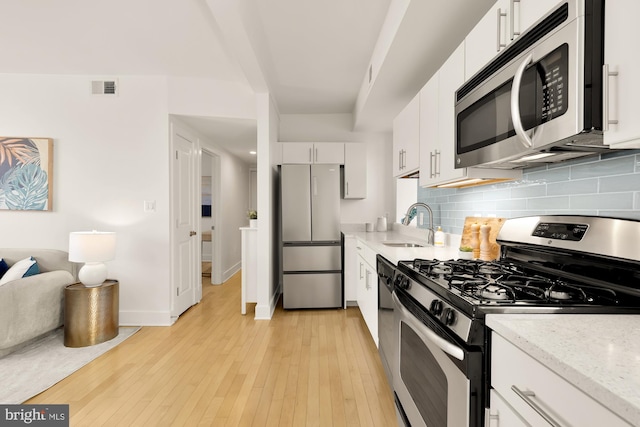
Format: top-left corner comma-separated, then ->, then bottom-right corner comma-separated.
376,254 -> 396,388
280,164 -> 342,309
392,215 -> 640,427
455,0 -> 611,170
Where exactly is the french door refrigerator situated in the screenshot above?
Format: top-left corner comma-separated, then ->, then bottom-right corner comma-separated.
280,164 -> 342,309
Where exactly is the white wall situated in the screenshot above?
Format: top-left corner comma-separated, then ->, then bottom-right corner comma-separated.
255,93 -> 280,320
0,74 -> 172,325
279,113 -> 395,225
0,73 -> 257,326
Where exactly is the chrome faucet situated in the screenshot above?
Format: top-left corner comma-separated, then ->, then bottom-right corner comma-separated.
402,202 -> 435,245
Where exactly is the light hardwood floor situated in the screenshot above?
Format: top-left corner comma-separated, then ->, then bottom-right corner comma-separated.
27,272 -> 398,426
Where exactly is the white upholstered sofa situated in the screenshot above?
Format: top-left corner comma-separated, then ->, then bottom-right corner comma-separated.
0,249 -> 78,357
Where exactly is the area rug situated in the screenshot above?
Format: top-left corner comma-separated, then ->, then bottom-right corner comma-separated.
0,326 -> 141,404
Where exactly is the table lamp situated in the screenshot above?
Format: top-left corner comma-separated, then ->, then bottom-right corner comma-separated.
69,231 -> 116,287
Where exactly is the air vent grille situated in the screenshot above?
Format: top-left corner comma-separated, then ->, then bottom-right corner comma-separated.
91,80 -> 118,95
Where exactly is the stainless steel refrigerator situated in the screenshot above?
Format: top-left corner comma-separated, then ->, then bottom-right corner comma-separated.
280,164 -> 342,309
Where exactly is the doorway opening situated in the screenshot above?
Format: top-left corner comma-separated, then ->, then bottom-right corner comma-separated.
201,148 -> 222,285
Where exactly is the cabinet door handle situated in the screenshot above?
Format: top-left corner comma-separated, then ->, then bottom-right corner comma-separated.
346,182 -> 349,196
484,409 -> 499,427
365,270 -> 371,289
511,385 -> 563,427
430,151 -> 436,178
496,8 -> 507,51
309,147 -> 313,163
603,64 -> 619,131
315,147 -> 318,163
510,0 -> 520,40
435,150 -> 441,177
398,150 -> 402,171
359,262 -> 364,280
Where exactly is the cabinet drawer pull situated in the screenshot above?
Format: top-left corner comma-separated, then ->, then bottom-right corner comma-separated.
511,385 -> 563,427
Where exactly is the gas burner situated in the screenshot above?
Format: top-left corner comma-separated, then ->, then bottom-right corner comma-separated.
477,284 -> 512,301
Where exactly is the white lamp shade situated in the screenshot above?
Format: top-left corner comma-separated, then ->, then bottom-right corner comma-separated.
69,231 -> 116,262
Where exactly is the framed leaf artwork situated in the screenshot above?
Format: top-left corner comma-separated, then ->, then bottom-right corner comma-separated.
0,137 -> 53,211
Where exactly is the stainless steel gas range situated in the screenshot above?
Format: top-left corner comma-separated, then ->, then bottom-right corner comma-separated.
392,215 -> 640,427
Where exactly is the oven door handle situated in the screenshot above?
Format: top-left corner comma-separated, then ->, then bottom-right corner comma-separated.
511,53 -> 535,148
393,293 -> 465,361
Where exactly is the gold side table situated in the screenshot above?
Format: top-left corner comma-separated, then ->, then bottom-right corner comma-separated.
64,280 -> 119,347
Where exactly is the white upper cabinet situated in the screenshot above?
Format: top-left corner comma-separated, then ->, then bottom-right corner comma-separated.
392,93 -> 420,177
465,0 -> 510,79
603,0 -> 640,148
418,74 -> 439,187
465,0 -> 560,79
343,143 -> 367,199
419,42 -> 521,188
281,142 -> 345,164
516,0 -> 566,39
435,43 -> 466,184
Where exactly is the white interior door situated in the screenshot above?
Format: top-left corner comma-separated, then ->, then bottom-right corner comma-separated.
171,127 -> 198,319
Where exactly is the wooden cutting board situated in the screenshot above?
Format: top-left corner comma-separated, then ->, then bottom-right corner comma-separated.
459,217 -> 506,261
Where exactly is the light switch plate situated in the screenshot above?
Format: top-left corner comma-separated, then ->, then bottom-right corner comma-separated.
144,200 -> 156,212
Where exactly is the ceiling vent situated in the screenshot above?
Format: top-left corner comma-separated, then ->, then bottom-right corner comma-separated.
91,79 -> 118,95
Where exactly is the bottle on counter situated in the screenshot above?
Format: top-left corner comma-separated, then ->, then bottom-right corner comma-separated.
434,226 -> 445,247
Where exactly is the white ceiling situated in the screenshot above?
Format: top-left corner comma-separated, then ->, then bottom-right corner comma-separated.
0,0 -> 494,164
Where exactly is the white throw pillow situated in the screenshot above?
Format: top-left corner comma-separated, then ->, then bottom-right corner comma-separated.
0,257 -> 38,286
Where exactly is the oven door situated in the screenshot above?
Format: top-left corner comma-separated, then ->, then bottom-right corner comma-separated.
392,291 -> 482,427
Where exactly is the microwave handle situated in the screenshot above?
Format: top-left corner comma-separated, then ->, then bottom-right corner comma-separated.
511,53 -> 534,148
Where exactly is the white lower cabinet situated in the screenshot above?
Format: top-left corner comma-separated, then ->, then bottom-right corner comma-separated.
355,239 -> 378,347
486,389 -> 528,427
343,236 -> 358,306
490,332 -> 632,426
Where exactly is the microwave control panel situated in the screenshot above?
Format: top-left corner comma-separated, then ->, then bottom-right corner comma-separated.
538,44 -> 568,122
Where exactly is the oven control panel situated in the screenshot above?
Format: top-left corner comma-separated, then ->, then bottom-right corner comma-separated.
532,222 -> 588,241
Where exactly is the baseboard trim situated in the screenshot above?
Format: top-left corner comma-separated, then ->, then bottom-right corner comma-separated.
119,310 -> 173,326
222,261 -> 241,283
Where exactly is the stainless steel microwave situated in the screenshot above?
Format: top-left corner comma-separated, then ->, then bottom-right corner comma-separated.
455,0 -> 611,169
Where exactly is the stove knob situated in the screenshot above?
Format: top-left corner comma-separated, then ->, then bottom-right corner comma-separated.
443,308 -> 456,326
429,300 -> 443,316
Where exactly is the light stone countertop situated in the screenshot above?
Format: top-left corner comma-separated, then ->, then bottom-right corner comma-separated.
486,314 -> 640,426
342,223 -> 462,265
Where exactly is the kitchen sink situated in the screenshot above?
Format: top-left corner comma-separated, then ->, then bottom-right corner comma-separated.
382,242 -> 424,248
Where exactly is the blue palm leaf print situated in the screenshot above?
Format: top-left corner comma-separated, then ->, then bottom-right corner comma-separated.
2,164 -> 49,210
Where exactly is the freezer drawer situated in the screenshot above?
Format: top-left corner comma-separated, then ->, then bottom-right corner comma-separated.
283,273 -> 342,309
283,245 -> 341,272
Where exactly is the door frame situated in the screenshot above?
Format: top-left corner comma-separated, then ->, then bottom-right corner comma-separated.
169,120 -> 202,321
202,147 -> 222,285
